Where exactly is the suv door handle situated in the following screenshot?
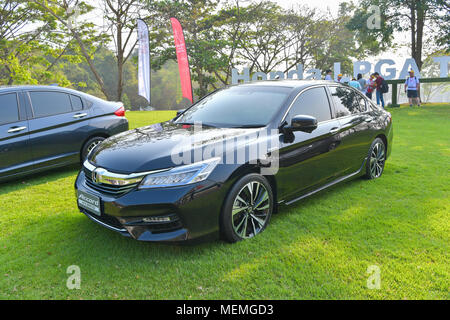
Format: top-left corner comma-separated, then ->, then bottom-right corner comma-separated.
73,113 -> 88,119
329,127 -> 340,134
8,126 -> 27,133
365,117 -> 374,123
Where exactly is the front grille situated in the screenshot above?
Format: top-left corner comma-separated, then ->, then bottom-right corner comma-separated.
83,166 -> 139,196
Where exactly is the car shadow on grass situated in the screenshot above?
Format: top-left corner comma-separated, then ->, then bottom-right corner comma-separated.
0,165 -> 80,196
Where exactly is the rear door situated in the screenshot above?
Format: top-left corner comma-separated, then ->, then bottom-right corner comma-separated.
0,91 -> 32,179
26,90 -> 91,169
277,86 -> 343,201
328,86 -> 374,174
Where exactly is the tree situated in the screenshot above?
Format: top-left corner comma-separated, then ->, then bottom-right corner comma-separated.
146,0 -> 229,99
347,0 -> 450,70
31,0 -> 112,99
0,0 -> 70,85
101,0 -> 148,101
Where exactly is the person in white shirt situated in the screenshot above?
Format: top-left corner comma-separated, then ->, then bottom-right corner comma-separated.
404,70 -> 421,107
324,70 -> 333,80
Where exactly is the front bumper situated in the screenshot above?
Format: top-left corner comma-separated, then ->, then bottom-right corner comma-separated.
75,170 -> 229,242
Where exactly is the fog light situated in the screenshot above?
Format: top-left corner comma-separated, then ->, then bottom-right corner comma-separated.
142,216 -> 172,223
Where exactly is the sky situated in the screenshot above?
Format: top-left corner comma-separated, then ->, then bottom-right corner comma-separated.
273,0 -> 347,13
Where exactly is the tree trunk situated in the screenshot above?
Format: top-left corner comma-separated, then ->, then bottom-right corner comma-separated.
116,20 -> 124,102
415,1 -> 425,70
410,0 -> 416,63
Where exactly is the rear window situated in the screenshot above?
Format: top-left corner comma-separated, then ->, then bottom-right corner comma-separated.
30,91 -> 73,118
70,95 -> 83,111
330,86 -> 366,117
0,93 -> 19,125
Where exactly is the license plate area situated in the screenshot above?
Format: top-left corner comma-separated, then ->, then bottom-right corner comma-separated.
77,190 -> 102,216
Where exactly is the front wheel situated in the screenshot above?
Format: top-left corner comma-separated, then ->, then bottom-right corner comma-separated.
220,174 -> 274,243
365,138 -> 386,179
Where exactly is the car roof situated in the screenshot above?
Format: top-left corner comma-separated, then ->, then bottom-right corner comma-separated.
0,85 -> 104,102
0,85 -> 77,92
235,79 -> 339,90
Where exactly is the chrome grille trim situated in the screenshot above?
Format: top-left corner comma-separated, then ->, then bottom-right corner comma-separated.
83,160 -> 170,186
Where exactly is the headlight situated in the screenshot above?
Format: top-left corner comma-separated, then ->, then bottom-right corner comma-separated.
139,157 -> 221,189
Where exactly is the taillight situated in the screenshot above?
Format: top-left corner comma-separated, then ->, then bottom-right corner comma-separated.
114,106 -> 125,117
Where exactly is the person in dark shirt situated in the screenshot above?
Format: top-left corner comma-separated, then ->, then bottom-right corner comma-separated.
374,72 -> 385,109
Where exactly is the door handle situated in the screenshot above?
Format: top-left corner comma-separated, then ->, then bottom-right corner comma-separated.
8,126 -> 27,133
73,113 -> 88,119
329,127 -> 340,135
365,117 -> 374,123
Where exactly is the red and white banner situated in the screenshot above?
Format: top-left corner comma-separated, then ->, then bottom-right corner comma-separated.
170,18 -> 193,103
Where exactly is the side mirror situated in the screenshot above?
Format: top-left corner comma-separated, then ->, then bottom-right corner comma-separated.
290,115 -> 318,133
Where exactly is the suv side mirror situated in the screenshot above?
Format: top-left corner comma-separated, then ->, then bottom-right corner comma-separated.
291,115 -> 318,133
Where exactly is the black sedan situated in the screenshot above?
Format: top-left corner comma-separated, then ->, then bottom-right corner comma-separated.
0,86 -> 129,182
75,80 -> 393,243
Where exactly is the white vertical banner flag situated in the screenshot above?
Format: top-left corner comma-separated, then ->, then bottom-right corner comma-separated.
137,19 -> 151,104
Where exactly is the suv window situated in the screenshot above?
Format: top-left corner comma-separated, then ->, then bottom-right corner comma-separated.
330,86 -> 366,117
0,93 -> 19,125
29,91 -> 72,118
287,87 -> 332,123
70,94 -> 83,111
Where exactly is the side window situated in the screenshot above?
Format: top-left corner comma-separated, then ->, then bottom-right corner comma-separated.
287,87 -> 332,123
330,86 -> 365,117
357,93 -> 367,112
0,93 -> 19,125
70,95 -> 83,111
29,91 -> 73,118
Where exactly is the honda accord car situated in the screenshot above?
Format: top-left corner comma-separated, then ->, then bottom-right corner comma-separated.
75,80 -> 393,243
0,86 -> 128,182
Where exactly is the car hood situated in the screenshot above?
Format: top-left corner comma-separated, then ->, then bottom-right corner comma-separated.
89,122 -> 262,173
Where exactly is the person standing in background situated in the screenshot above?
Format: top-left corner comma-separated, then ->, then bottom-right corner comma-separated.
365,74 -> 376,99
374,72 -> 385,109
357,73 -> 366,92
404,70 -> 421,107
337,74 -> 343,83
324,70 -> 333,80
349,78 -> 362,90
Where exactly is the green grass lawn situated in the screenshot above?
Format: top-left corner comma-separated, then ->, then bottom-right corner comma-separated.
0,104 -> 448,300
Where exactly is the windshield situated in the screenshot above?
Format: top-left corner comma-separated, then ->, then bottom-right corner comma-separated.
175,86 -> 292,128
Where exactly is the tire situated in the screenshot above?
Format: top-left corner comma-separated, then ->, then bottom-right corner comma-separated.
81,137 -> 105,162
365,138 -> 386,180
220,174 -> 274,243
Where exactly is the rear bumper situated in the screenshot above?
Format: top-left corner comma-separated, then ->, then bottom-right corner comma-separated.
75,170 -> 229,242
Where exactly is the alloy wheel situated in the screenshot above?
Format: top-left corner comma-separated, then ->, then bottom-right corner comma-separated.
231,181 -> 271,239
369,142 -> 385,178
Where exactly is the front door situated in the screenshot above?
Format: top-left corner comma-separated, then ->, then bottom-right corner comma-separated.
276,86 -> 343,201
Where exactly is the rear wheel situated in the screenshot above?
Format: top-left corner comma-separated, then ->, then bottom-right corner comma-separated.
81,137 -> 105,162
365,138 -> 386,179
220,174 -> 273,243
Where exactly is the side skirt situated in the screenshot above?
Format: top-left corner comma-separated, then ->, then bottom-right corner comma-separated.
284,158 -> 367,206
